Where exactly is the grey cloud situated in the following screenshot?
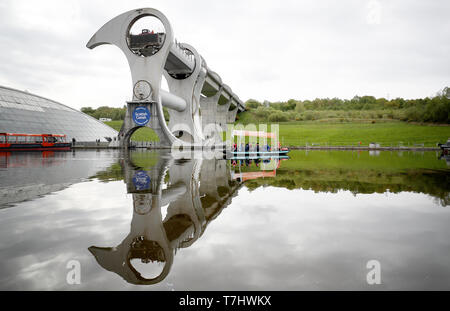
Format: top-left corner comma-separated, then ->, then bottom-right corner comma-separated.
0,0 -> 449,109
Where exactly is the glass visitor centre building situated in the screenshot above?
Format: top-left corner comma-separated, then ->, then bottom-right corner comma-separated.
0,85 -> 117,142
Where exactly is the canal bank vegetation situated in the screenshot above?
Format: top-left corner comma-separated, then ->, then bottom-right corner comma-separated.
93,87 -> 449,146
235,88 -> 449,147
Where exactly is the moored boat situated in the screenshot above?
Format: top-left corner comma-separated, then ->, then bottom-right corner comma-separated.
0,133 -> 71,151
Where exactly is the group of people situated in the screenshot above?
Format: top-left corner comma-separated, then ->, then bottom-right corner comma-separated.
232,143 -> 273,152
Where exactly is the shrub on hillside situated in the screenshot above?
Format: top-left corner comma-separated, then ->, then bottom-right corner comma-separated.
304,111 -> 315,120
268,111 -> 289,122
245,99 -> 261,109
254,106 -> 274,119
295,102 -> 305,113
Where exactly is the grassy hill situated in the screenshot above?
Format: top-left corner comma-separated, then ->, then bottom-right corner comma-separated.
105,120 -> 159,142
105,119 -> 449,147
237,120 -> 449,147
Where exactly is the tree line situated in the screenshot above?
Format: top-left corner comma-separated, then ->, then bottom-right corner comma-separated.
244,87 -> 449,123
81,106 -> 126,120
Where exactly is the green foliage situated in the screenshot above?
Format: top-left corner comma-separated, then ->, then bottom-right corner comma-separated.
163,107 -> 170,122
104,120 -> 159,142
268,111 -> 289,122
295,102 -> 305,113
270,101 -> 296,111
242,90 -> 449,124
81,106 -> 126,120
244,99 -> 262,109
81,107 -> 95,115
303,111 -> 315,120
253,106 -> 273,118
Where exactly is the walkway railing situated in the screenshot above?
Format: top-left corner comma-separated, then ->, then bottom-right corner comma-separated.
129,141 -> 161,148
72,141 -> 110,148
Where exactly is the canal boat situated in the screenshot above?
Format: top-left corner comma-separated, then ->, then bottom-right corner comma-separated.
0,133 -> 71,151
225,129 -> 290,159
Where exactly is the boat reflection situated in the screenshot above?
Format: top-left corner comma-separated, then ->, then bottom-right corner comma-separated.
230,157 -> 286,182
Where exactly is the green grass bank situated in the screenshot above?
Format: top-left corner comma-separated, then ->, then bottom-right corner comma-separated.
105,120 -> 449,147
105,120 -> 160,142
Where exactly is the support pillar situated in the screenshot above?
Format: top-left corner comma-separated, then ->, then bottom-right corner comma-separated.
200,87 -> 222,143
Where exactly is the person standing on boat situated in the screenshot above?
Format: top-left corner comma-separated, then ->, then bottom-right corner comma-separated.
245,143 -> 249,152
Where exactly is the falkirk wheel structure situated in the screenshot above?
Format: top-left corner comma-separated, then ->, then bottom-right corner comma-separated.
87,8 -> 245,149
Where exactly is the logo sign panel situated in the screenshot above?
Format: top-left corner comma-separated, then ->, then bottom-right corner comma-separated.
132,170 -> 151,191
132,106 -> 151,126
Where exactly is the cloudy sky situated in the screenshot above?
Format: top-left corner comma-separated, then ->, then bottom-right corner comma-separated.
0,0 -> 449,110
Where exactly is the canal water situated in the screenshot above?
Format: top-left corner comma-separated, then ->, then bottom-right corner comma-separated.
0,149 -> 449,290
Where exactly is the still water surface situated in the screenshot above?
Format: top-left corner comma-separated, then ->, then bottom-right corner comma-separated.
0,149 -> 449,290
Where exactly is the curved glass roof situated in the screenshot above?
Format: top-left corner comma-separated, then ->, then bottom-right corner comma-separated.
0,85 -> 117,142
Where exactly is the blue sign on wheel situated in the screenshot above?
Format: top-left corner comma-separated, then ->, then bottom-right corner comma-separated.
132,106 -> 151,126
132,170 -> 151,191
